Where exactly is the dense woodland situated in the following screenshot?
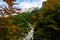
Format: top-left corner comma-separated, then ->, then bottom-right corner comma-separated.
34,0 -> 60,40
0,0 -> 60,40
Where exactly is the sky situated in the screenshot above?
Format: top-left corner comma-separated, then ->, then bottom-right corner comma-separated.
0,0 -> 46,11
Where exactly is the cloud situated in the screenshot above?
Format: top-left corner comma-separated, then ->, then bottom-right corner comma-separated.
0,1 -> 8,8
0,0 -> 46,11
20,2 -> 39,8
0,0 -> 3,1
14,0 -> 46,9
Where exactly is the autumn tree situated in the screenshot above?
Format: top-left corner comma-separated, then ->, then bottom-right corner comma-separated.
3,0 -> 16,6
0,0 -> 27,40
34,0 -> 60,40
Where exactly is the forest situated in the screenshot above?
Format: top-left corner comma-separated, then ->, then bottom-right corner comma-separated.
0,0 -> 60,40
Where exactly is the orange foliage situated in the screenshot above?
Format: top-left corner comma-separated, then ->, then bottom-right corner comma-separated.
3,0 -> 16,6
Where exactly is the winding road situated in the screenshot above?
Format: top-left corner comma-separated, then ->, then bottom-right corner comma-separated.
23,23 -> 34,40
18,22 -> 35,40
